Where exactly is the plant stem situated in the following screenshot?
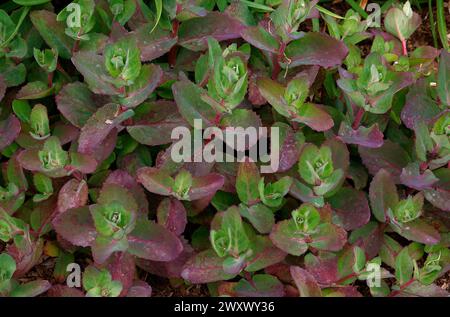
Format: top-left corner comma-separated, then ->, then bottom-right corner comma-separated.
401,39 -> 408,56
388,278 -> 416,297
272,42 -> 286,80
47,72 -> 54,88
352,107 -> 365,129
345,0 -> 368,19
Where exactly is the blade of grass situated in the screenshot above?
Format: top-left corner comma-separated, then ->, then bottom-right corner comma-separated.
428,0 -> 438,48
437,0 -> 449,50
316,5 -> 346,19
150,0 -> 163,33
240,0 -> 274,12
345,0 -> 368,18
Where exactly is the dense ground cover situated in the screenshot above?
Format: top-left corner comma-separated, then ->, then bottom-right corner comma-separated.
0,0 -> 449,297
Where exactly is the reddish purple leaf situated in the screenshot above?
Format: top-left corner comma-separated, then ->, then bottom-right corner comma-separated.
56,179 -> 88,214
327,187 -> 371,230
285,33 -> 348,68
52,206 -> 97,247
359,140 -> 410,182
181,249 -> 237,284
0,115 -> 21,151
157,198 -> 187,236
338,123 -> 384,148
290,266 -> 322,297
128,220 -> 183,262
178,12 -> 244,51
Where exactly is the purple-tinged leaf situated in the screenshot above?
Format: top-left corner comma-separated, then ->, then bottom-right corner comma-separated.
359,140 -> 410,182
72,52 -> 121,95
284,33 -> 348,68
157,198 -> 187,236
239,203 -> 275,234
30,10 -> 73,59
338,123 -> 384,148
128,220 -> 183,261
172,80 -> 217,128
349,222 -> 384,260
119,64 -> 163,108
0,115 -> 20,151
127,101 -> 189,146
328,187 -> 371,230
391,219 -> 440,245
78,104 -> 132,155
241,25 -> 279,53
424,168 -> 450,211
304,253 -> 339,285
136,239 -> 194,279
136,167 -> 173,196
56,179 -> 88,214
245,236 -> 287,272
107,252 -> 136,297
236,160 -> 261,206
69,152 -> 98,174
309,223 -> 347,252
401,81 -> 441,130
10,280 -> 51,297
131,24 -> 177,62
269,220 -> 309,256
181,249 -> 237,284
56,82 -> 99,128
399,281 -> 449,297
274,122 -> 304,172
290,266 -> 322,297
189,173 -> 225,201
47,285 -> 85,297
178,12 -> 244,51
104,170 -> 149,216
369,169 -> 399,223
52,206 -> 97,247
126,281 -> 152,297
295,103 -> 334,132
91,235 -> 128,264
325,286 -> 362,297
400,163 -> 438,190
8,237 -> 44,278
16,81 -> 55,100
234,274 -> 285,297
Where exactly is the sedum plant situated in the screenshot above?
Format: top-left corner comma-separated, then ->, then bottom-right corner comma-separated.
0,0 -> 447,298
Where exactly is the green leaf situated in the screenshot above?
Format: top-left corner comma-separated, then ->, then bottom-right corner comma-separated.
236,161 -> 261,205
33,173 -> 53,194
30,10 -> 74,59
150,0 -> 163,33
369,169 -> 399,223
239,203 -> 275,234
395,247 -> 414,285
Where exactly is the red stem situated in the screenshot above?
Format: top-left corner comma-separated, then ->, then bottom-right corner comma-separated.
388,278 -> 416,297
352,107 -> 365,129
401,39 -> 408,56
271,42 -> 287,80
47,72 -> 54,88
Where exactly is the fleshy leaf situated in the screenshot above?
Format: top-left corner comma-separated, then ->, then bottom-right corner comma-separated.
290,266 -> 322,297
369,169 -> 399,223
181,249 -> 237,284
127,219 -> 183,261
338,123 -> 384,148
0,115 -> 21,151
178,12 -> 243,51
284,32 -> 348,68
